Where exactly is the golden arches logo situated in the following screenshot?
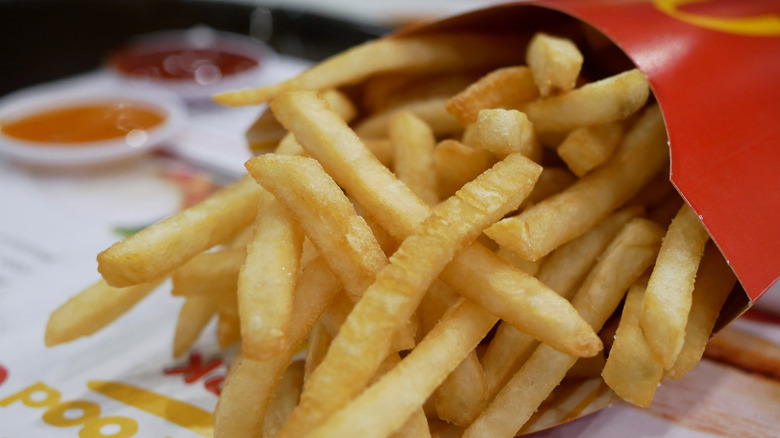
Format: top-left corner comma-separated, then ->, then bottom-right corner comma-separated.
654,0 -> 780,36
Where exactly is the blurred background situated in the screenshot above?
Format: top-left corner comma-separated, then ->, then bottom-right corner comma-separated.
0,0 -> 487,97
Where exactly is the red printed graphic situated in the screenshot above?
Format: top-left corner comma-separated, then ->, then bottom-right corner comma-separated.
164,350 -> 223,384
0,364 -> 7,387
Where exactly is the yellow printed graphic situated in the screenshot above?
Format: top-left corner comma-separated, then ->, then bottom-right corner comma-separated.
88,380 -> 213,438
654,0 -> 780,36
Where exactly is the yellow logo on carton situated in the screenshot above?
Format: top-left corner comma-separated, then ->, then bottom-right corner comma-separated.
654,0 -> 780,36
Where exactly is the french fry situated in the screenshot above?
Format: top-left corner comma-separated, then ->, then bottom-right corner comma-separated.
170,249 -> 245,296
308,299 -> 497,438
362,71 -> 479,114
213,257 -> 340,438
98,175 -> 263,287
238,190 -> 304,361
557,121 -> 624,176
481,206 -> 642,399
521,68 -> 650,133
389,111 -> 439,205
434,139 -> 496,200
485,104 -> 667,261
246,106 -> 288,154
216,288 -> 240,349
463,108 -> 541,161
446,65 -> 539,125
640,203 -> 710,369
270,91 -> 599,359
214,33 -> 525,106
517,167 -> 577,209
464,218 -> 664,437
172,293 -> 219,358
602,276 -> 664,407
246,155 -> 386,302
354,96 -> 462,139
526,32 -> 584,97
667,242 -> 737,379
262,360 -> 305,438
275,151 -> 542,437
45,279 -> 163,346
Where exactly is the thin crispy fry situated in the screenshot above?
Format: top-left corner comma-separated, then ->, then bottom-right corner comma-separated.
170,249 -> 245,296
262,360 -> 305,438
485,104 -> 667,261
464,218 -> 664,437
354,96 -> 461,139
214,33 -> 525,106
238,190 -> 304,360
270,91 -> 598,359
602,276 -> 663,407
668,243 -> 737,379
446,65 -> 539,125
246,155 -> 386,301
526,32 -> 584,97
390,111 -> 438,205
213,257 -> 340,438
97,175 -> 263,287
521,69 -> 650,133
172,293 -> 219,358
45,279 -> 163,346
557,121 -> 624,176
434,139 -> 496,200
308,299 -> 498,438
640,203 -> 711,369
275,152 -> 542,437
463,108 -> 540,161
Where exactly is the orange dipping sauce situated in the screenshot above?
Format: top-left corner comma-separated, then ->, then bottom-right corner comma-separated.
0,102 -> 165,144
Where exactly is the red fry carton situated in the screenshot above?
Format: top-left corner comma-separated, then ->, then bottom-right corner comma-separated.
399,0 -> 780,432
406,0 -> 780,314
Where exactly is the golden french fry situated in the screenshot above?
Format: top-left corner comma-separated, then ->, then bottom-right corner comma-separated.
362,71 -> 479,114
390,111 -> 439,205
238,190 -> 304,361
246,106 -> 288,154
485,104 -> 667,261
246,155 -> 386,301
668,243 -> 737,379
308,298 -> 498,438
446,65 -> 539,125
434,345 -> 488,426
463,108 -> 541,161
217,288 -> 240,349
354,96 -> 462,139
270,91 -> 598,359
640,203 -> 711,369
557,121 -> 624,176
172,293 -> 219,358
602,276 -> 664,407
213,257 -> 340,438
214,33 -> 525,106
98,175 -> 263,287
170,249 -> 245,296
522,69 -> 650,133
434,139 -> 496,200
481,206 -> 642,399
45,279 -> 163,346
517,167 -> 577,209
262,360 -> 305,438
464,218 -> 664,437
304,319 -> 332,381
276,151 -> 542,438
526,32 -> 584,97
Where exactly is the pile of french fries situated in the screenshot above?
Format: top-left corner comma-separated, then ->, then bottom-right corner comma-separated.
46,29 -> 739,438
